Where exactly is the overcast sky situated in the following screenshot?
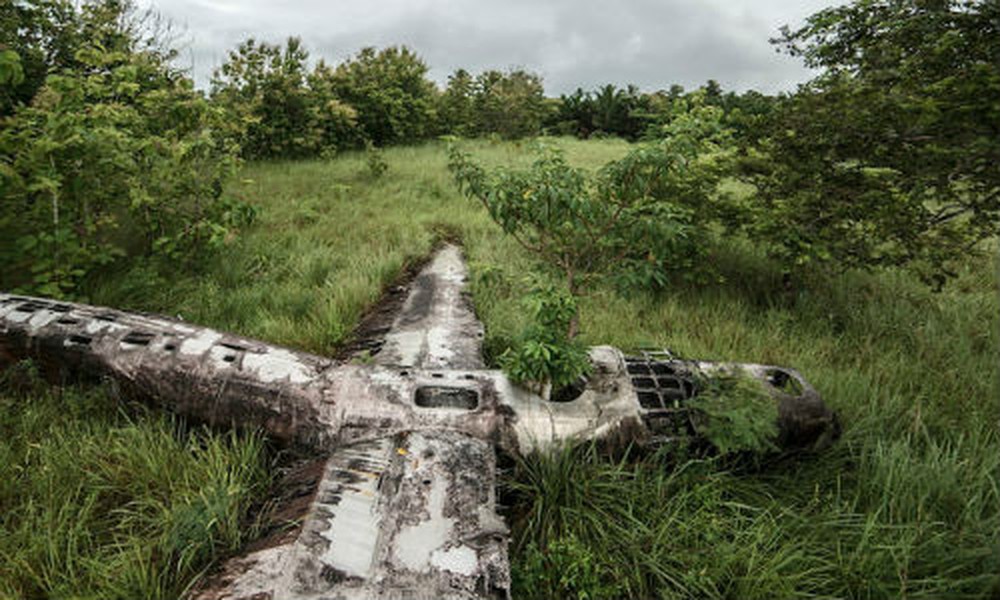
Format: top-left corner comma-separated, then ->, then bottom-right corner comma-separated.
140,0 -> 841,95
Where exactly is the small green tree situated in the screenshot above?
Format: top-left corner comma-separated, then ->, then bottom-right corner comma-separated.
472,69 -> 547,139
498,283 -> 591,397
438,68 -> 477,136
449,105 -> 732,389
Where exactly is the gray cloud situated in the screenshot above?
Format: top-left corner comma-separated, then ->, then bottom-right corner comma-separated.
143,0 -> 840,94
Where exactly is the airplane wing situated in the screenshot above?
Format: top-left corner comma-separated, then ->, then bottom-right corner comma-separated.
374,244 -> 485,371
193,430 -> 508,600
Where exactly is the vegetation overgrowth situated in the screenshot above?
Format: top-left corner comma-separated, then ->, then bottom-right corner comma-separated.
4,139 -> 995,598
1,0 -> 998,597
0,363 -> 271,599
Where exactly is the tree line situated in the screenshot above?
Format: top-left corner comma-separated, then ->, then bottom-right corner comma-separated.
1,0 -> 997,301
205,34 -> 767,158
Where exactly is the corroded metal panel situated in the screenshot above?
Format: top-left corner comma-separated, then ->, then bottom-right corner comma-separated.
192,432 -> 506,599
375,244 -> 485,370
0,294 -> 338,448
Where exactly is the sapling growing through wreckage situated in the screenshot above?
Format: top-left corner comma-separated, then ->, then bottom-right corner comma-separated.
447,109 -> 733,394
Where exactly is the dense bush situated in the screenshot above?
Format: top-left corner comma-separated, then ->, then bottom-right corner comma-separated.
439,68 -> 548,139
739,0 -> 1000,286
554,84 -> 650,140
211,38 -> 360,159
325,46 -> 437,146
0,1 -> 249,297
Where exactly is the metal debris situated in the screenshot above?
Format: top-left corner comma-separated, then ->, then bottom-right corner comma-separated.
0,244 -> 839,599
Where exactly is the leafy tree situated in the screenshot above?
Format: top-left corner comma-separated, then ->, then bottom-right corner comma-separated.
211,37 -> 359,159
450,105 -> 732,390
325,46 -> 436,145
553,88 -> 595,137
306,61 -> 362,153
472,69 -> 547,139
743,0 -> 1000,286
438,68 -> 549,139
438,68 -> 477,136
2,0 -> 182,116
0,1 -> 246,297
449,101 -> 733,334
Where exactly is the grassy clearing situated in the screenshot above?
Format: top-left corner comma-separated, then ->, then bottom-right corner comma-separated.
3,137 -> 997,598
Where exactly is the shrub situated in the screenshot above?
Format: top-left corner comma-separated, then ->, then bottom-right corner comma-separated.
324,46 -> 437,146
210,37 -> 361,159
499,283 -> 591,397
688,372 -> 779,456
364,141 -> 389,179
0,5 -> 247,297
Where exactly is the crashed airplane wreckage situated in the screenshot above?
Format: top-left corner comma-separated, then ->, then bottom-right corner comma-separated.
0,244 -> 838,599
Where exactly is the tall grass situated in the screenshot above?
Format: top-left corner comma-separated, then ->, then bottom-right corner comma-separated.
5,137 -> 996,598
0,366 -> 271,599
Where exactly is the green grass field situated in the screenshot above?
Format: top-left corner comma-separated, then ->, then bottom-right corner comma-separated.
2,138 -> 998,599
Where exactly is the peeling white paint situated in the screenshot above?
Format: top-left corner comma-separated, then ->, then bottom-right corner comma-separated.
0,300 -> 16,319
430,545 -> 478,576
425,326 -> 456,368
27,311 -> 59,330
314,440 -> 390,578
179,330 -> 222,356
393,441 -> 453,572
4,310 -> 31,324
377,244 -> 484,371
208,345 -> 236,367
84,319 -> 127,335
243,348 -> 312,383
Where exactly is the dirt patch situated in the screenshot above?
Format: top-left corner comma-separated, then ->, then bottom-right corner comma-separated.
243,454 -> 327,553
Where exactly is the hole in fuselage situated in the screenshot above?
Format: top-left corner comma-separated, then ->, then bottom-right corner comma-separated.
14,301 -> 47,313
68,334 -> 92,346
122,331 -> 154,346
633,377 -> 655,389
414,386 -> 478,410
637,391 -> 661,409
766,369 -> 803,395
550,376 -> 587,403
651,363 -> 674,375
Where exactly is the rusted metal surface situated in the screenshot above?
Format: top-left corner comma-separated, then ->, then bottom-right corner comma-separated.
0,244 -> 839,599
